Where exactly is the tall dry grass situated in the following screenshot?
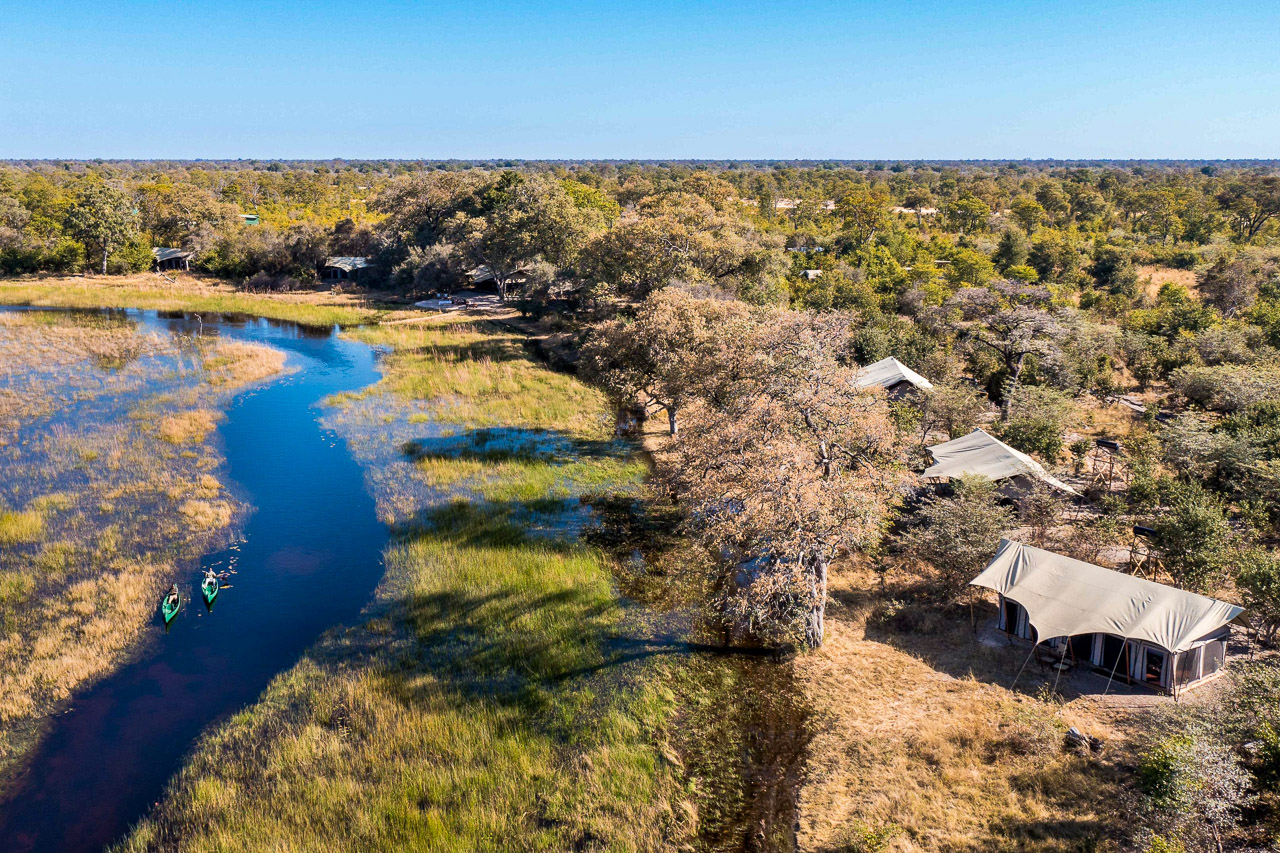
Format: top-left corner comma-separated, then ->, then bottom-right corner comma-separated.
0,311 -> 285,791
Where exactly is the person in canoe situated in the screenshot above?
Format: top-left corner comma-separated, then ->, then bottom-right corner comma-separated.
201,568 -> 220,605
161,584 -> 181,623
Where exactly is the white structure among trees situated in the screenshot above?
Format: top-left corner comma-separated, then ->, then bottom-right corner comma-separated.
973,539 -> 1245,694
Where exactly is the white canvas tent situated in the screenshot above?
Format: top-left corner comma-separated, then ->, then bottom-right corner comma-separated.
854,356 -> 934,394
972,539 -> 1244,692
923,428 -> 1078,496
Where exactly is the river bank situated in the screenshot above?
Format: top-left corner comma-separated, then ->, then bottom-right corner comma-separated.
2,279 -> 813,852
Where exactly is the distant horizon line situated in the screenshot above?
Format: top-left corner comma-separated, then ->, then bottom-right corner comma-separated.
4,156 -> 1279,166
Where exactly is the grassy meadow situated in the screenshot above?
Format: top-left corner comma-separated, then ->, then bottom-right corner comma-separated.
0,273 -> 387,328
0,309 -> 285,790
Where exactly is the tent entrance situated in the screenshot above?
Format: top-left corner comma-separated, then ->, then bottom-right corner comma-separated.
1144,648 -> 1166,685
1002,599 -> 1019,634
1100,635 -> 1127,674
1068,634 -> 1095,665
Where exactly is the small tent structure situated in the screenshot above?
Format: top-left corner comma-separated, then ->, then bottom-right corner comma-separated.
972,539 -> 1244,694
321,257 -> 373,282
854,356 -> 934,397
152,247 -> 193,272
923,428 -> 1078,496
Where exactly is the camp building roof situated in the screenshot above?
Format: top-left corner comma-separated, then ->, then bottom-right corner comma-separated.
923,428 -> 1078,495
854,356 -> 934,391
151,247 -> 193,262
324,256 -> 373,271
971,539 -> 1244,653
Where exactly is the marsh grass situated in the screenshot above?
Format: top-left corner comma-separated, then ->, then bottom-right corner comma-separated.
116,317 -> 707,851
0,275 -> 382,328
342,319 -> 612,435
0,310 -> 285,791
0,507 -> 45,545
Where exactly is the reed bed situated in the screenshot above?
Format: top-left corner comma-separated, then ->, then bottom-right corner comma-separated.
0,311 -> 285,790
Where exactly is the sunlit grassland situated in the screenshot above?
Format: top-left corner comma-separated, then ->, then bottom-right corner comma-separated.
118,317 -> 697,851
342,319 -> 612,434
0,311 -> 285,790
0,275 -> 382,328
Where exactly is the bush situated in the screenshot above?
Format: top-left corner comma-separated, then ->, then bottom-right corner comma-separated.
998,384 -> 1072,462
106,234 -> 154,274
1170,364 -> 1280,412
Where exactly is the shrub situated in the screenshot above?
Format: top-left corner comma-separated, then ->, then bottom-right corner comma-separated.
1170,364 -> 1280,412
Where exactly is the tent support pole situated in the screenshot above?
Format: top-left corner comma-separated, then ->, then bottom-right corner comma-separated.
1103,637 -> 1128,696
1011,639 -> 1040,691
1051,641 -> 1066,695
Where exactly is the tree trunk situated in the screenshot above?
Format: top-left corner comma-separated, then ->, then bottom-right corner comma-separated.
667,406 -> 678,437
101,245 -> 109,276
804,554 -> 828,649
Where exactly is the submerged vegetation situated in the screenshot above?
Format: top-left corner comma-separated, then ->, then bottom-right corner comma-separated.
0,310 -> 284,789
116,316 -> 712,851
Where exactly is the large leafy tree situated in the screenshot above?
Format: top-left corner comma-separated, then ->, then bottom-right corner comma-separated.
447,171 -> 604,301
580,288 -> 753,436
64,183 -> 138,275
579,191 -> 787,303
658,308 -> 910,648
1216,175 -> 1280,242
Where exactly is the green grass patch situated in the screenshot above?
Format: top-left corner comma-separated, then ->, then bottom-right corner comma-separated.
0,508 -> 45,545
345,320 -> 612,435
0,281 -> 379,328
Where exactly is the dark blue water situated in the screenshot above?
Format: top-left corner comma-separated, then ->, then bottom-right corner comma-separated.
0,309 -> 388,852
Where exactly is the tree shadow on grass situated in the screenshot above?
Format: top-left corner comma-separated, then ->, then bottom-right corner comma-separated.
853,583 -> 1154,701
401,427 -> 631,466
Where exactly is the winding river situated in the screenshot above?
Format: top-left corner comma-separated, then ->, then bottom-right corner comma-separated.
0,309 -> 388,852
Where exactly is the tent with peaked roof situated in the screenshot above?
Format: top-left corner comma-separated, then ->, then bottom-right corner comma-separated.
923,428 -> 1078,496
972,539 -> 1244,693
854,356 -> 934,396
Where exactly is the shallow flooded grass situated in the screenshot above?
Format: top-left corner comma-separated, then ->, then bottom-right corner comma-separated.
0,310 -> 285,790
115,317 -> 732,851
0,276 -> 380,328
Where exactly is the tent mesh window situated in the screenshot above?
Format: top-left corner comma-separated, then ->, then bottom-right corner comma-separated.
1175,648 -> 1200,685
1201,641 -> 1226,678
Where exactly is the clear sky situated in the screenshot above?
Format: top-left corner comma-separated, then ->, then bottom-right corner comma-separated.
1,0 -> 1276,159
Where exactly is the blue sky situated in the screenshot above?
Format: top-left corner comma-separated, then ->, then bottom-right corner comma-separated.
1,0 -> 1276,159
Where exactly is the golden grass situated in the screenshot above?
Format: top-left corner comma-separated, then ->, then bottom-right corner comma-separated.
0,273 -> 385,328
201,340 -> 288,388
159,409 -> 221,444
1137,265 -> 1198,302
795,563 -> 1131,852
0,507 -> 45,545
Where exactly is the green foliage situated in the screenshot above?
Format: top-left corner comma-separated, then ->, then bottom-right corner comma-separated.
998,384 -> 1071,462
1235,547 -> 1280,646
63,182 -> 138,274
1149,482 -> 1233,593
898,476 -> 1015,599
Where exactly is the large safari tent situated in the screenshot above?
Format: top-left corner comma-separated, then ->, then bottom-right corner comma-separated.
924,428 -> 1079,498
853,356 -> 934,398
973,539 -> 1244,694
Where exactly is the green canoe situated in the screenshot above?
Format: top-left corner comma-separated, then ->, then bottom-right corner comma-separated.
161,584 -> 181,623
201,571 -> 220,605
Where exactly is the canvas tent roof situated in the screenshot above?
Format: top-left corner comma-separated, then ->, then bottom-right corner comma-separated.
971,539 -> 1244,653
151,247 -> 193,262
324,256 -> 373,272
854,356 -> 934,392
923,428 -> 1078,495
